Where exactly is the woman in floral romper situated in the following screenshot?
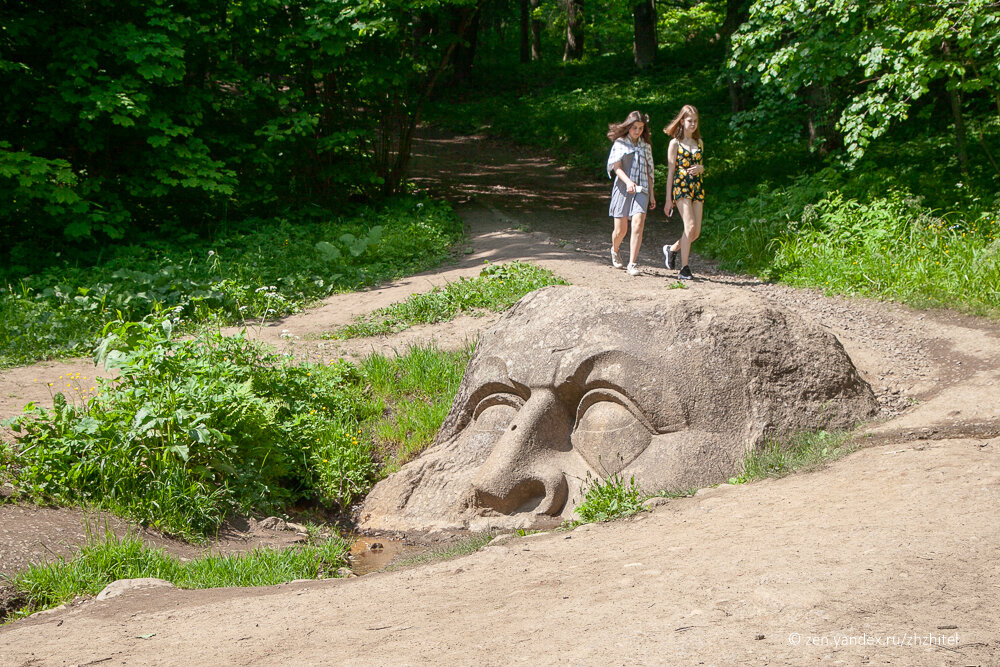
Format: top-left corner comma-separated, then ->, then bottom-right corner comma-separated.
662,105 -> 704,281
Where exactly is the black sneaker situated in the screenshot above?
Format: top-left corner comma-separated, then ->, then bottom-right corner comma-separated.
662,244 -> 678,270
678,265 -> 693,280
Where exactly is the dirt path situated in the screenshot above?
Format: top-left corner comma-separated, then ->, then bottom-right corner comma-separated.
2,128 -> 1000,665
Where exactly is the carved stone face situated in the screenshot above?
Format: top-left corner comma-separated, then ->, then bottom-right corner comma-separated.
359,286 -> 879,533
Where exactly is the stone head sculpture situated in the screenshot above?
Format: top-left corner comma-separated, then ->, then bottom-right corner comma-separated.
359,286 -> 879,532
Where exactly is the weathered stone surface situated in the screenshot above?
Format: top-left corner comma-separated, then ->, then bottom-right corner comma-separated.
359,286 -> 879,532
96,578 -> 175,601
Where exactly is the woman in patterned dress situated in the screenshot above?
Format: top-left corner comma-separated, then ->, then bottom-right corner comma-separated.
606,111 -> 656,276
662,105 -> 704,281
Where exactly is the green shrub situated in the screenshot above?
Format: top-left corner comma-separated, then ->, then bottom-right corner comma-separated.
1,319 -> 472,539
573,473 -> 645,523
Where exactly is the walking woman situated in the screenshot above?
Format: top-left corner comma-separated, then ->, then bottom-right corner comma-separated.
607,110 -> 655,276
662,105 -> 704,280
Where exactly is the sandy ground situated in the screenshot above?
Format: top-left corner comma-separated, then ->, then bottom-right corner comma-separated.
1,127 -> 999,665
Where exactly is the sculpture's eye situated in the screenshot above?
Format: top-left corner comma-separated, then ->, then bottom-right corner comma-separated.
571,389 -> 653,476
468,393 -> 523,451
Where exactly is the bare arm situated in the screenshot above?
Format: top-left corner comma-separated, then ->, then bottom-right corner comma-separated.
612,161 -> 637,193
664,139 -> 677,215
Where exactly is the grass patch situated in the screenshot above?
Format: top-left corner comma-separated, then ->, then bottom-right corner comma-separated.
1,320 -> 472,540
2,530 -> 350,621
386,532 -> 494,569
361,343 -> 472,473
328,261 -> 568,339
728,430 -> 854,485
0,196 -> 463,369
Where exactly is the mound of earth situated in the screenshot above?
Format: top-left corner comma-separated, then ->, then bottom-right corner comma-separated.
360,286 -> 879,533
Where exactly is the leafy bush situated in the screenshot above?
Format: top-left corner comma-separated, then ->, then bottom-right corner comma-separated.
573,473 -> 645,523
1,320 -> 472,539
331,261 -> 569,338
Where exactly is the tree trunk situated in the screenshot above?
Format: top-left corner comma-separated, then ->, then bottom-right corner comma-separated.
530,0 -> 543,60
451,6 -> 479,86
563,0 -> 584,61
721,0 -> 749,113
947,85 -> 970,174
940,42 -> 970,174
520,0 -> 530,63
805,84 -> 840,156
633,0 -> 656,70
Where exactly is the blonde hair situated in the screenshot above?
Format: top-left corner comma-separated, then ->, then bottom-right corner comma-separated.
607,110 -> 651,144
663,105 -> 701,141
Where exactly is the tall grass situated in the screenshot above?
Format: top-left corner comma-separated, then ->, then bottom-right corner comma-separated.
5,530 -> 351,620
361,343 -> 472,472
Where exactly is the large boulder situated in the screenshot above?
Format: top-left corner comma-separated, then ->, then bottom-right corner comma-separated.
359,286 -> 879,532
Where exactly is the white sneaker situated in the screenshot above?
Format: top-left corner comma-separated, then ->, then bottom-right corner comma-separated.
627,263 -> 640,276
611,249 -> 625,269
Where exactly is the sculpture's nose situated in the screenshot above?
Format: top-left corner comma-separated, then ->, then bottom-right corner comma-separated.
472,389 -> 573,516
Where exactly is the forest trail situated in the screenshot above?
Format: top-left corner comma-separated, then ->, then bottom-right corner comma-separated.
1,127 -> 1000,665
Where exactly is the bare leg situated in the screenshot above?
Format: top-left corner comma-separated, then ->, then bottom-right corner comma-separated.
612,217 -> 628,253
676,199 -> 703,268
628,213 -> 646,264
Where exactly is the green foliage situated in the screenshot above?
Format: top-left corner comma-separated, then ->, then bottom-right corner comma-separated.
331,261 -> 568,338
6,530 -> 351,620
1,321 -> 471,538
0,0 -> 475,250
0,197 -> 463,369
728,430 -> 853,485
730,0 -> 1000,161
360,343 -> 473,472
573,473 -> 645,523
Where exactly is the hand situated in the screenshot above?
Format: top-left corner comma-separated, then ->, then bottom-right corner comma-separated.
664,201 -> 673,217
649,196 -> 657,208
626,181 -> 636,194
690,164 -> 704,176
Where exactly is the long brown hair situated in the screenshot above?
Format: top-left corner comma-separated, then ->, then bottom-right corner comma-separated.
607,110 -> 651,144
663,105 -> 701,141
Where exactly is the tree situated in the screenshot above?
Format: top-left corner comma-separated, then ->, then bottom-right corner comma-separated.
0,0 -> 477,248
633,0 -> 657,69
564,0 -> 585,60
530,0 -> 544,60
730,0 -> 1000,166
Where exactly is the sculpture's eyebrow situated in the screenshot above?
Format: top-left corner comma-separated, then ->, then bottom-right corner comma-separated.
564,350 -> 647,395
463,357 -> 530,410
561,350 -> 680,433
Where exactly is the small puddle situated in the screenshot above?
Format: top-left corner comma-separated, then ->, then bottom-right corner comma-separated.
348,536 -> 410,575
